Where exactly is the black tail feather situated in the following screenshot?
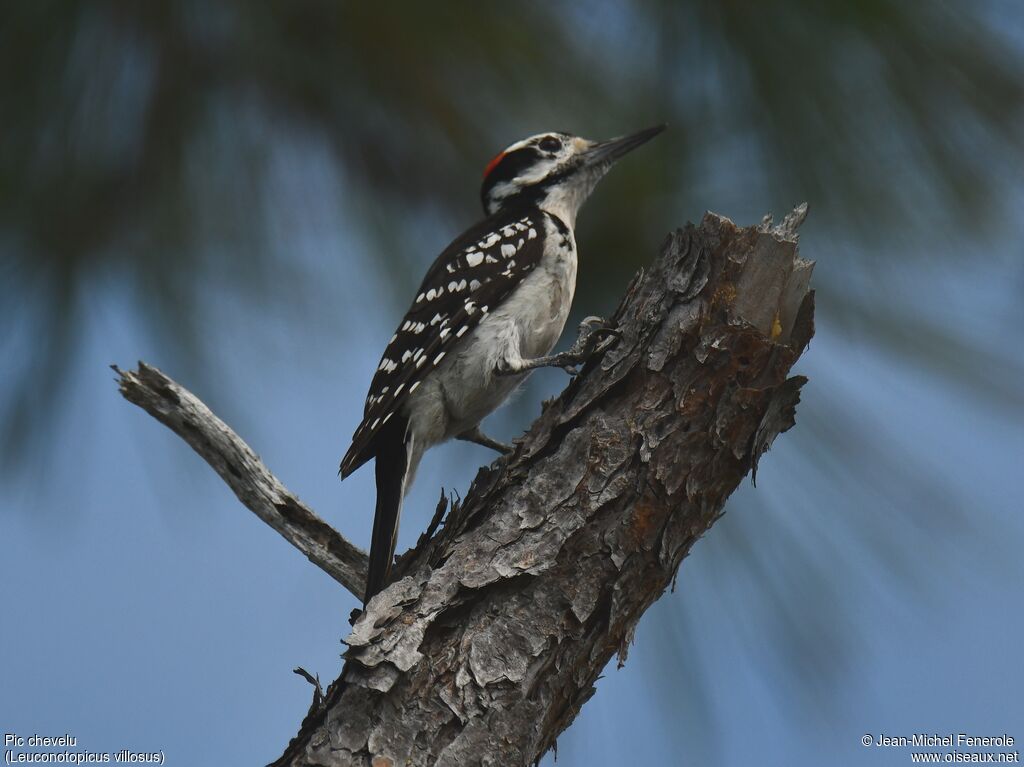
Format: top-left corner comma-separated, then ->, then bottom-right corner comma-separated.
364,418 -> 410,604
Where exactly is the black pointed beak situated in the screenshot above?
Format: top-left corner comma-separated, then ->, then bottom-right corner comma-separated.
583,124 -> 666,167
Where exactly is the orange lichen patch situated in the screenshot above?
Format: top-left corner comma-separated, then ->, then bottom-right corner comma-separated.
515,549 -> 538,570
712,281 -> 737,308
678,384 -> 710,420
371,756 -> 394,767
627,496 -> 662,548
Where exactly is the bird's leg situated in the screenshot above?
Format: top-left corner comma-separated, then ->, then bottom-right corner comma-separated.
498,316 -> 620,376
456,425 -> 513,454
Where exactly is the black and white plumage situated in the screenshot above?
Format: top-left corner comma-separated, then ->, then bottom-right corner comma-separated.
341,125 -> 664,603
340,209 -> 548,478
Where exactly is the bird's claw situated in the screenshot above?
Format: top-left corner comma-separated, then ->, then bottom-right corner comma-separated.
569,316 -> 620,354
559,317 -> 620,374
498,316 -> 620,376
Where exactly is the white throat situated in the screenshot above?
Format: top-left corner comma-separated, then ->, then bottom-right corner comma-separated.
537,184 -> 584,230
536,165 -> 608,230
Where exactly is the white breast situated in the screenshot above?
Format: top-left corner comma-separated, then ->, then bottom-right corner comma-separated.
502,221 -> 577,359
403,216 -> 578,460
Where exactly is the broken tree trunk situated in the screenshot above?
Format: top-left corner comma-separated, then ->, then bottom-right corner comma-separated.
117,209 -> 815,767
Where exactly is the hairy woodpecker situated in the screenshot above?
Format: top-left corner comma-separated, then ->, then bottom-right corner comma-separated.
341,125 -> 664,603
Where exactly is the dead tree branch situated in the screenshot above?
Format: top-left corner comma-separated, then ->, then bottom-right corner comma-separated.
116,209 -> 815,767
114,363 -> 368,597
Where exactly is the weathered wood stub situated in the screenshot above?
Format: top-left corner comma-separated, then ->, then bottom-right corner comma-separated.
117,209 -> 815,767
275,209 -> 814,766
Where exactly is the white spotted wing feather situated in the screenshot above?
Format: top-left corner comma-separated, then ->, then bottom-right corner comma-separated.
340,208 -> 545,477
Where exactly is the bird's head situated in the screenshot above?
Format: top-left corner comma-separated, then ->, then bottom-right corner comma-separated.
480,125 -> 665,226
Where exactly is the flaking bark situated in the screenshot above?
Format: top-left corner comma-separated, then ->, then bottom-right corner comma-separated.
267,210 -> 815,766
116,210 -> 813,766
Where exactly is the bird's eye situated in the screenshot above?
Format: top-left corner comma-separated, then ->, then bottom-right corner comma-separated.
538,136 -> 562,152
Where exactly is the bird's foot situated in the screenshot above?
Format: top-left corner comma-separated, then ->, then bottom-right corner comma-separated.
501,316 -> 619,376
559,315 -> 620,374
456,426 -> 513,454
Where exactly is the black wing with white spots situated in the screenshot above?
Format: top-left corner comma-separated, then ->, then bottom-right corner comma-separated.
339,207 -> 549,477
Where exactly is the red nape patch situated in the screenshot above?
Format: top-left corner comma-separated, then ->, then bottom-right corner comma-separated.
483,151 -> 505,179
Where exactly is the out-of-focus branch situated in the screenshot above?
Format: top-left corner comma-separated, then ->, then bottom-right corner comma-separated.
114,363 -> 368,598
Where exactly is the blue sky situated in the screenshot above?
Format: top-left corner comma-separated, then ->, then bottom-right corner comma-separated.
2,4 -> 1023,760
2,184 -> 1021,765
